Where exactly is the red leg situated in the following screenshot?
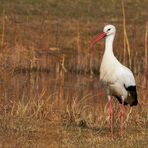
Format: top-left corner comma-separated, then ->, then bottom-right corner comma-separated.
120,96 -> 124,137
108,96 -> 113,139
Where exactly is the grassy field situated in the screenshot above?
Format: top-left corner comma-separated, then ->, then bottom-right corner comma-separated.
0,0 -> 148,147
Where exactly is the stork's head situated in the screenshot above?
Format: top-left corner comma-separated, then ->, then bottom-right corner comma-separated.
91,24 -> 116,47
103,25 -> 116,36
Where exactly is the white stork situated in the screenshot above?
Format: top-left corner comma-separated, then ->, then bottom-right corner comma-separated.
92,25 -> 138,137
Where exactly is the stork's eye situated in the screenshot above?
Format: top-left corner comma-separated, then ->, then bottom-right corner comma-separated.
107,28 -> 111,31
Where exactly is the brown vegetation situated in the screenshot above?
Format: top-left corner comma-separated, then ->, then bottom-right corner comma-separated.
0,0 -> 148,147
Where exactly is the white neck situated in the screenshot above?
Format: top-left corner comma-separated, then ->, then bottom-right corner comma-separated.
104,33 -> 115,56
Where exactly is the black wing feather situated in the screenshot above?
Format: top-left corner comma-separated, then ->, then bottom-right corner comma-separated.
115,85 -> 138,106
125,86 -> 138,106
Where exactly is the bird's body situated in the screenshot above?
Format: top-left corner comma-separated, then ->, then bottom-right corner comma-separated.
100,45 -> 138,106
92,24 -> 138,138
99,25 -> 138,106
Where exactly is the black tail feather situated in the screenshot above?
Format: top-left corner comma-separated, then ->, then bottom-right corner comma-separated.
125,86 -> 138,106
115,85 -> 138,106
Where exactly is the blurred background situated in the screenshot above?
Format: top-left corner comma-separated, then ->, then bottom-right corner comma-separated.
0,0 -> 147,147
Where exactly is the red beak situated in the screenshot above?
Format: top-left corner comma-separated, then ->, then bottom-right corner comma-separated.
91,32 -> 107,48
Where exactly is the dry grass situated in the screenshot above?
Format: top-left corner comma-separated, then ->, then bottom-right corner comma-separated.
0,92 -> 147,147
0,0 -> 148,147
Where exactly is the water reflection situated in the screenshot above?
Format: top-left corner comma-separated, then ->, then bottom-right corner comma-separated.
0,72 -> 107,113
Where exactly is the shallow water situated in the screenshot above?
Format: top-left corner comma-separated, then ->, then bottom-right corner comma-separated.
0,71 -> 107,113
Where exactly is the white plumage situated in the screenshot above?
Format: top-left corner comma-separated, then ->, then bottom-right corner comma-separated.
100,43 -> 136,99
92,24 -> 138,106
92,24 -> 138,137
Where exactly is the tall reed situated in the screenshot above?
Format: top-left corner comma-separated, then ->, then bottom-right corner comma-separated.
121,0 -> 131,68
1,8 -> 5,47
144,22 -> 148,88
